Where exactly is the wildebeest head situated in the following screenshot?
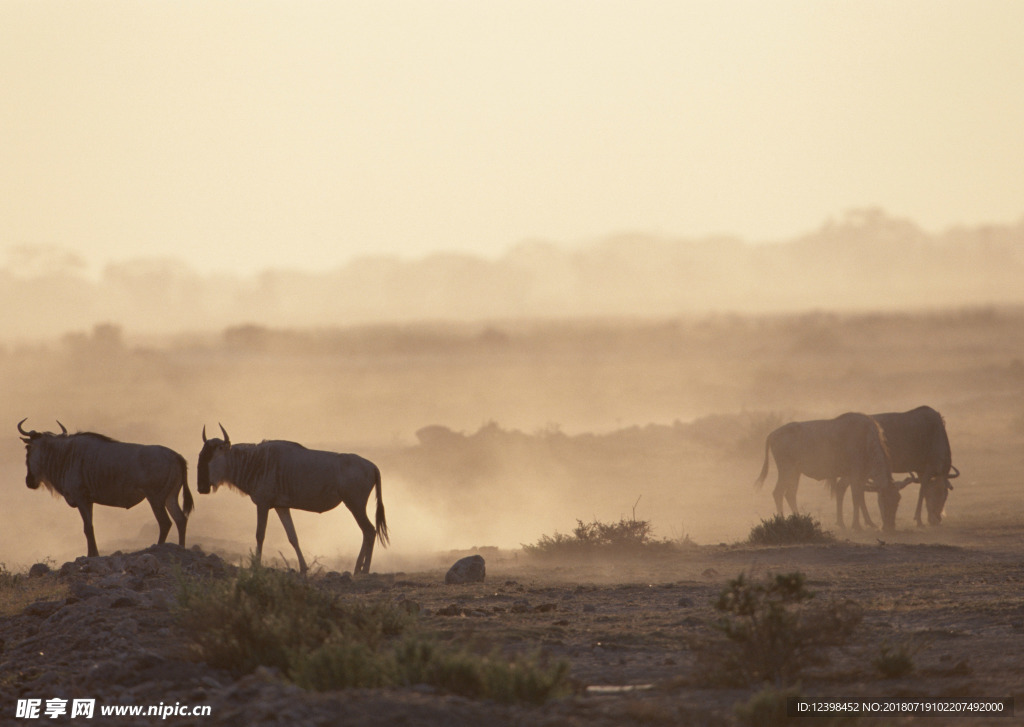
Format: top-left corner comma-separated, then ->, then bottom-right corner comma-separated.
865,420 -> 901,532
877,484 -> 902,532
18,418 -> 68,491
920,465 -> 958,525
197,424 -> 231,494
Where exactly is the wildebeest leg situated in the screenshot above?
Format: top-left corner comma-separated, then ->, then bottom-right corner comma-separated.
147,495 -> 173,544
254,505 -> 269,566
274,507 -> 308,574
850,481 -> 876,530
832,478 -> 848,529
347,500 -> 377,574
913,475 -> 926,526
78,502 -> 99,557
773,467 -> 800,516
165,492 -> 188,547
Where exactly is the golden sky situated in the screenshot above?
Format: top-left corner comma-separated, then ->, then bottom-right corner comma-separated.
2,1 -> 1023,275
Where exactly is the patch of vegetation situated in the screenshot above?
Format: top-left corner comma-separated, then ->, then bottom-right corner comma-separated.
523,501 -> 683,558
0,564 -> 68,617
697,571 -> 861,687
748,514 -> 835,546
386,638 -> 569,704
177,561 -> 570,703
177,561 -> 407,675
873,638 -> 922,678
0,563 -> 21,589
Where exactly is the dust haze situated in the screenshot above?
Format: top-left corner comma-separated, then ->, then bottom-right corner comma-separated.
4,209 -> 1024,340
3,212 -> 1024,571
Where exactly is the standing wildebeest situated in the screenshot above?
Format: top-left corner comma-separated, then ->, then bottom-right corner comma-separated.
754,412 -> 901,531
196,425 -> 388,574
833,405 -> 959,528
19,419 -> 193,557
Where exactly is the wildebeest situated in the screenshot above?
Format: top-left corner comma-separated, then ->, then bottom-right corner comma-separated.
833,405 -> 959,527
754,412 -> 901,531
18,419 -> 193,557
196,425 -> 388,574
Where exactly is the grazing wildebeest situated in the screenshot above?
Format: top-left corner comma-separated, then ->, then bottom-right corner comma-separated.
832,406 -> 959,528
196,425 -> 388,574
754,412 -> 901,531
18,419 -> 193,557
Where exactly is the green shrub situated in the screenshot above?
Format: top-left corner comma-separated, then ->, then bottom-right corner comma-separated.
177,558 -> 367,674
292,639 -> 391,691
523,514 -> 678,557
702,571 -> 860,687
177,561 -> 571,703
713,572 -> 815,685
392,638 -> 570,704
748,514 -> 834,546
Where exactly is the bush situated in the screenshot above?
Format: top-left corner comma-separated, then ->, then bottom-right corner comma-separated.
390,638 -> 570,704
712,572 -> 815,685
748,514 -> 834,546
699,571 -> 861,687
0,564 -> 21,589
873,639 -> 921,678
177,561 -> 570,702
177,558 -> 384,675
523,511 -> 679,558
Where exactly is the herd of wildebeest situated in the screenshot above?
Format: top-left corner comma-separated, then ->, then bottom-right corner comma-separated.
16,405 -> 956,573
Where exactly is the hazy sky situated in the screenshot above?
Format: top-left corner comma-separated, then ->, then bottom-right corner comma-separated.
3,1 -> 1023,276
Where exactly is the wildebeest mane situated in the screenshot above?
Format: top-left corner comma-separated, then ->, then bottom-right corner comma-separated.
220,443 -> 277,495
870,416 -> 892,463
74,431 -> 119,443
26,434 -> 77,498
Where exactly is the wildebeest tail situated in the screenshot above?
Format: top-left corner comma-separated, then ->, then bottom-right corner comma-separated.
374,465 -> 389,547
754,435 -> 772,490
179,456 -> 194,516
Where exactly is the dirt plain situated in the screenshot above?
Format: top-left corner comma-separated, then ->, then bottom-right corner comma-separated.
2,308 -> 1024,724
1,524 -> 1022,726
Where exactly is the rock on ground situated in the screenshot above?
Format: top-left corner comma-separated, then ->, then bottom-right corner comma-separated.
445,555 -> 486,584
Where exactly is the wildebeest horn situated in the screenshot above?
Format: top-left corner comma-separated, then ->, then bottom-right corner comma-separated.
219,423 -> 230,445
202,425 -> 207,443
56,420 -> 68,435
17,418 -> 31,436
948,465 -> 960,479
896,477 -> 916,491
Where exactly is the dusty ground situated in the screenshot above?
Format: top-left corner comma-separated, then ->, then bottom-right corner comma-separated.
2,517 -> 1022,726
